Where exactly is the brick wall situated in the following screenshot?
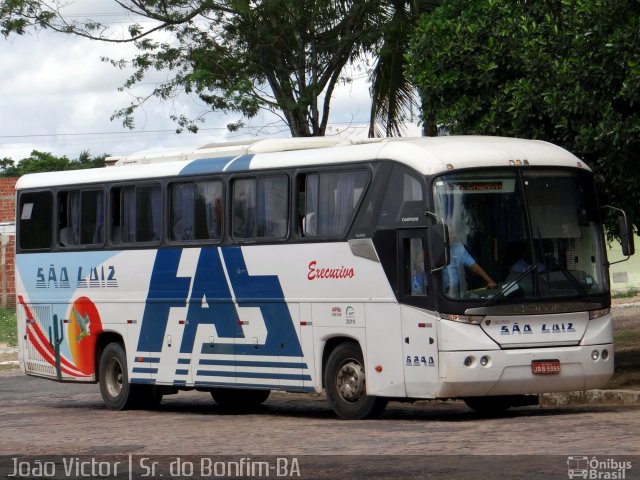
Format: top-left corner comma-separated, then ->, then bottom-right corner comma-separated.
0,177 -> 17,308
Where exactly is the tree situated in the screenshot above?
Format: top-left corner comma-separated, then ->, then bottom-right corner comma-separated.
1,0 -> 422,138
0,150 -> 108,176
407,0 -> 640,231
0,158 -> 14,174
367,0 -> 440,137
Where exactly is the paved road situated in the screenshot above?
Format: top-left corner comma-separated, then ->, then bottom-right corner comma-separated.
1,370 -> 639,479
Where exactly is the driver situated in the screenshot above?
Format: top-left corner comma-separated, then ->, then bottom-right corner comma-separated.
443,242 -> 497,295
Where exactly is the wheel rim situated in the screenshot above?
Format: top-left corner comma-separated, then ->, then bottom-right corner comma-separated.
336,359 -> 366,403
104,356 -> 123,399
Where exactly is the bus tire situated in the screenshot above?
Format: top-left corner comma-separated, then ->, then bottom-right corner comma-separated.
210,388 -> 270,408
463,396 -> 513,415
98,342 -> 137,411
324,341 -> 388,420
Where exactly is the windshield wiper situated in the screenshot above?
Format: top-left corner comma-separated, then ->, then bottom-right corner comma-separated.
543,252 -> 591,301
483,264 -> 537,307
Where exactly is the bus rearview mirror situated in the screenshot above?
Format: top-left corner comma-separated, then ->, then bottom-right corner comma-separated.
428,224 -> 450,272
618,215 -> 635,257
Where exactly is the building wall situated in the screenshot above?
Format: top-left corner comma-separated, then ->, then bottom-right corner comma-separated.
0,177 -> 17,308
608,234 -> 640,294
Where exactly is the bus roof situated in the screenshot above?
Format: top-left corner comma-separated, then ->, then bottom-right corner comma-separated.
16,136 -> 587,190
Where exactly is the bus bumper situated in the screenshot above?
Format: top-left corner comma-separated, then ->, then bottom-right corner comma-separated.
434,344 -> 614,398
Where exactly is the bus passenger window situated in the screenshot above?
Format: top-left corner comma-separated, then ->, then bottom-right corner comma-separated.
110,188 -> 122,244
19,192 -> 53,250
170,180 -> 223,241
59,189 -> 105,247
122,185 -> 162,243
232,178 -> 256,239
232,175 -> 288,241
300,170 -> 369,237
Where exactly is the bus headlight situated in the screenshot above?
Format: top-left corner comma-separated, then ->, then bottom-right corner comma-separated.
588,308 -> 610,320
591,350 -> 600,361
441,313 -> 485,325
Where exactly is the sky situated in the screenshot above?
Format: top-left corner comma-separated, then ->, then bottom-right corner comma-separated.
0,1 -> 400,162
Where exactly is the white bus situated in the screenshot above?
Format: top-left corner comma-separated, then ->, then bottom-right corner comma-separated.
14,136 -> 633,419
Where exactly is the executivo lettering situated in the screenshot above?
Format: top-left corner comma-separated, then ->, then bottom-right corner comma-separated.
307,261 -> 355,280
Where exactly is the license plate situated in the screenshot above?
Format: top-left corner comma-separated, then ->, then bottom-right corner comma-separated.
531,360 -> 561,375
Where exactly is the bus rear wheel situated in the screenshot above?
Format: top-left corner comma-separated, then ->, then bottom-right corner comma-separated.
324,342 -> 388,420
99,342 -> 137,410
210,388 -> 271,408
98,342 -> 163,410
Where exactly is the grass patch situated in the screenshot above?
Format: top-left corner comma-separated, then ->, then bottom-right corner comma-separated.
0,306 -> 17,346
612,287 -> 640,299
614,329 -> 640,350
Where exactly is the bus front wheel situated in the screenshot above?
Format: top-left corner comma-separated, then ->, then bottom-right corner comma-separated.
324,342 -> 388,420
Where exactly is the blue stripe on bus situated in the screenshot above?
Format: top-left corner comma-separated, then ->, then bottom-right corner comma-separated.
178,156 -> 237,175
223,154 -> 253,172
135,357 -> 161,364
199,359 -> 308,369
130,378 -> 156,385
132,367 -> 158,374
194,381 -> 314,393
196,370 -> 312,381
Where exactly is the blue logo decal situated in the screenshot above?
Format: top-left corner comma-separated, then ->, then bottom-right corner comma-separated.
137,247 -> 303,358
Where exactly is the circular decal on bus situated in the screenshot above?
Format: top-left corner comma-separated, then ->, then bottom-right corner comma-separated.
68,297 -> 103,375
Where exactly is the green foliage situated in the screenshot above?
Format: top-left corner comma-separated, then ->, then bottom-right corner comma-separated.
368,0 -> 441,137
408,0 -> 640,232
613,287 -> 640,299
0,150 -> 108,176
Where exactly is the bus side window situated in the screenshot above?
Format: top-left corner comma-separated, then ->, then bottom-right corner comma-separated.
232,178 -> 256,239
406,237 -> 428,296
110,187 -> 122,244
59,189 -> 105,247
19,191 -> 53,250
57,191 -> 69,246
170,180 -> 223,242
232,175 -> 288,241
377,166 -> 426,229
121,185 -> 162,243
299,169 -> 369,237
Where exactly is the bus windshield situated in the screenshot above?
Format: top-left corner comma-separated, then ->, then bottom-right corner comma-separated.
432,169 -> 609,302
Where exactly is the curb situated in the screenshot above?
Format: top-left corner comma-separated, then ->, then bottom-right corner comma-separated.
539,389 -> 640,406
0,346 -> 18,367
